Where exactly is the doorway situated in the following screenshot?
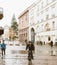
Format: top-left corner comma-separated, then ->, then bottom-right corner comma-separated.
31,28 -> 35,43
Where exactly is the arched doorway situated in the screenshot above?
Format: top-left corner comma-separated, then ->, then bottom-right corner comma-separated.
31,28 -> 35,44
48,36 -> 51,41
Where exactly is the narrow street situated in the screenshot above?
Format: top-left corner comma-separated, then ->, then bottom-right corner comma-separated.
0,41 -> 57,65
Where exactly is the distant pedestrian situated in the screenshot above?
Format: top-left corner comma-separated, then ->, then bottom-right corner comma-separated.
50,40 -> 53,47
0,41 -> 1,48
44,41 -> 45,45
1,40 -> 6,56
25,39 -> 28,46
26,41 -> 35,60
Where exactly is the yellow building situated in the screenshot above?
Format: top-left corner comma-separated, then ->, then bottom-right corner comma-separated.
9,28 -> 16,40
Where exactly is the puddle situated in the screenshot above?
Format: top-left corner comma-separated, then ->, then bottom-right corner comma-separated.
11,50 -> 27,54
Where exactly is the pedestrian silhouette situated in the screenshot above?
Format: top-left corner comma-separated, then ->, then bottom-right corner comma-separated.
26,41 -> 35,61
1,40 -> 6,57
50,40 -> 53,47
25,39 -> 28,46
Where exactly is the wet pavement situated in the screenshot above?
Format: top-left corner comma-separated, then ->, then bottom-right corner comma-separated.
0,43 -> 57,65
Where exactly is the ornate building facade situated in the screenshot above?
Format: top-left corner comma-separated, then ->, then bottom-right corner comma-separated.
18,9 -> 29,43
18,0 -> 57,45
29,3 -> 36,43
29,0 -> 57,44
3,25 -> 9,40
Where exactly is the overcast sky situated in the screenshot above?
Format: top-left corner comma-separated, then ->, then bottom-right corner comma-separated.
0,0 -> 36,27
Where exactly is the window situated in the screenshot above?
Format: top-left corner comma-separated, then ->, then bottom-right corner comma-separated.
52,0 -> 56,2
46,0 -> 48,5
37,13 -> 39,16
22,21 -> 23,23
25,14 -> 27,20
37,21 -> 39,23
52,21 -> 55,30
48,36 -> 51,41
46,8 -> 49,12
25,16 -> 27,20
26,33 -> 27,37
52,14 -> 55,18
24,34 -> 25,36
46,14 -> 49,20
41,19 -> 44,22
51,3 -> 56,9
41,11 -> 43,14
42,24 -> 43,31
41,2 -> 43,8
37,6 -> 39,11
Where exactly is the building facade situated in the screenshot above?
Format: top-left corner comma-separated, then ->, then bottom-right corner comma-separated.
3,25 -> 9,40
9,27 -> 16,40
18,9 -> 29,43
18,0 -> 57,44
29,3 -> 37,43
29,0 -> 57,44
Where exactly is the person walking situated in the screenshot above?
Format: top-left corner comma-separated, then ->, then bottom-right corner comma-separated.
26,41 -> 35,61
50,40 -> 53,47
49,40 -> 54,56
0,41 -> 1,48
25,39 -> 28,46
1,40 -> 6,57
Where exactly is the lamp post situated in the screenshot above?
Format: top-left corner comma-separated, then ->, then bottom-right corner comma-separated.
0,7 -> 3,20
0,7 -> 4,39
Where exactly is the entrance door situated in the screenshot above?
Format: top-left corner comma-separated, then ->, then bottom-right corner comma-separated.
48,36 -> 51,41
31,28 -> 35,43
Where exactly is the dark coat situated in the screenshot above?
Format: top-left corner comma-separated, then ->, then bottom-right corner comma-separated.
50,41 -> 53,47
26,43 -> 35,60
26,43 -> 35,51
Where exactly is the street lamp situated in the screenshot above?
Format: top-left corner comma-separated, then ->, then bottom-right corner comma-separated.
0,27 -> 4,35
0,7 -> 4,38
0,7 -> 3,20
0,27 -> 4,42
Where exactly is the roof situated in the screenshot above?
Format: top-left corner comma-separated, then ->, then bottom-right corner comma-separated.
18,3 -> 36,19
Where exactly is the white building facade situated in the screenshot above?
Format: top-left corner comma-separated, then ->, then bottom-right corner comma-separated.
29,0 -> 57,44
29,4 -> 37,43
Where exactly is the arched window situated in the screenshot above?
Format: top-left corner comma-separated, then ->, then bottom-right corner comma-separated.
52,21 -> 55,30
48,36 -> 51,41
45,23 -> 50,31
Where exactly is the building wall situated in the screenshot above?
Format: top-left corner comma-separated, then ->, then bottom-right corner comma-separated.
18,0 -> 57,44
35,0 -> 57,44
3,25 -> 9,40
29,0 -> 57,44
9,28 -> 16,40
29,3 -> 37,43
18,10 -> 29,43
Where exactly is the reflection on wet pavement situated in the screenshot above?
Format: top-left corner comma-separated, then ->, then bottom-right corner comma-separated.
11,50 -> 27,54
0,45 -> 57,65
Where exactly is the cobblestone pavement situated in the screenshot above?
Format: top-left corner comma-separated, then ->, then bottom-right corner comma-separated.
0,44 -> 57,65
